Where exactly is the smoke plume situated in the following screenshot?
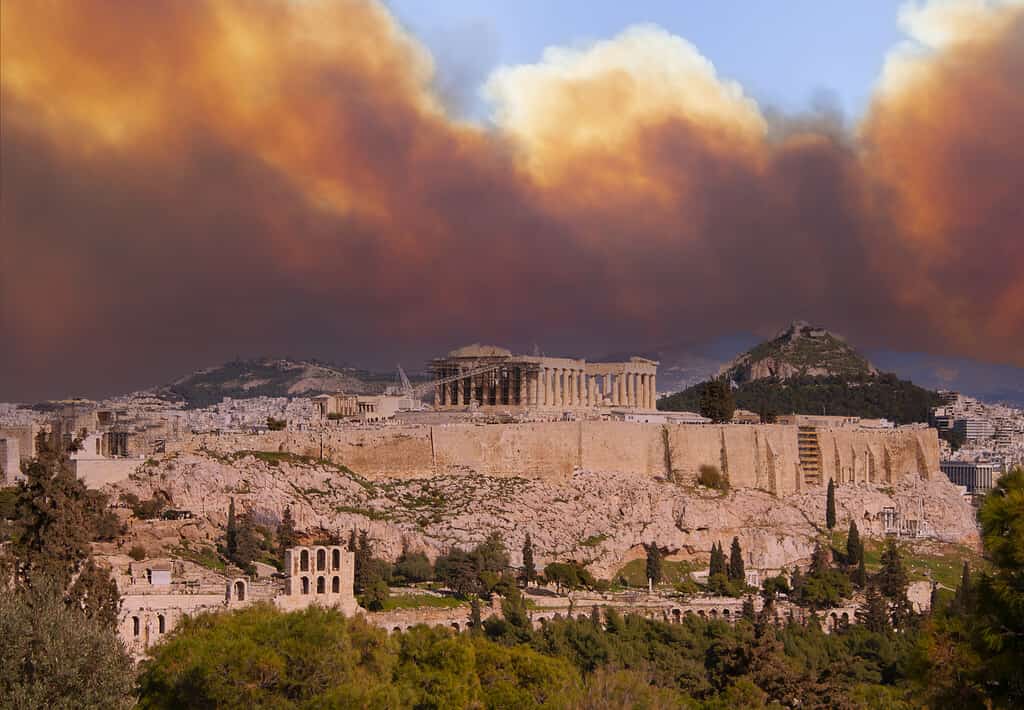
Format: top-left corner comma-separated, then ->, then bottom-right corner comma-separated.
1,0 -> 1022,399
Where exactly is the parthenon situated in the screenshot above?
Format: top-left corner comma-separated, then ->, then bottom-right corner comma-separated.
430,345 -> 658,410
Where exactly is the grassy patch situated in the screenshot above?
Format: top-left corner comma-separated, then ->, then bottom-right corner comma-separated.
580,534 -> 609,547
616,558 -> 697,587
861,539 -> 986,589
378,594 -> 466,611
172,542 -> 227,572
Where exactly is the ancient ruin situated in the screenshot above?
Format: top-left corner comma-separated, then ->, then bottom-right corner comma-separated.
430,344 -> 658,410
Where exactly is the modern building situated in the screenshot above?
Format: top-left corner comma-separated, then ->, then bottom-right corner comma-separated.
0,437 -> 21,484
430,344 -> 658,411
953,418 -> 995,443
940,460 -> 999,494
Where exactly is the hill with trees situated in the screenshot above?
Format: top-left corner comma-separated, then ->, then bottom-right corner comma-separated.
660,323 -> 940,423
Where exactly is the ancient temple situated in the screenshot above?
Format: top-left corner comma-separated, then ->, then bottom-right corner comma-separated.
430,344 -> 658,410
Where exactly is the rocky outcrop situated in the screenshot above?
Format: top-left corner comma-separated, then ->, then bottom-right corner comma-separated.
110,451 -> 979,579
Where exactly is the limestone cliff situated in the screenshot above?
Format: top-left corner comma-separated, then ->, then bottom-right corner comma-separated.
110,450 -> 978,580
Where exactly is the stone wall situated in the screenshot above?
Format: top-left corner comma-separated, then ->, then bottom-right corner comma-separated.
171,422 -> 939,495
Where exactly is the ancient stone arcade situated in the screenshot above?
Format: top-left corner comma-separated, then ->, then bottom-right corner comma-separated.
430,344 -> 658,411
276,544 -> 360,615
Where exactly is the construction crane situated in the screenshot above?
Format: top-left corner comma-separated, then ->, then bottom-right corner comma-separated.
393,361 -> 514,399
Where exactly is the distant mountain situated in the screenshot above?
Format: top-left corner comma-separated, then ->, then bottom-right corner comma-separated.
719,321 -> 877,385
152,358 -> 399,409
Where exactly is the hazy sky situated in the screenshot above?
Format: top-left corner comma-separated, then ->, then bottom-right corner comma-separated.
2,0 -> 1022,401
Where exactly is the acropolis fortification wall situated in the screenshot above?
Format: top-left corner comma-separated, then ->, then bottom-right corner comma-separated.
172,422 -> 939,496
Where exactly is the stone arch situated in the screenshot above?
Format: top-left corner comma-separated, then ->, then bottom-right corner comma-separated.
451,622 -> 460,632
300,548 -> 310,572
698,610 -> 706,618
158,614 -> 166,634
316,576 -> 326,594
332,548 -> 341,570
841,612 -> 850,626
830,612 -> 839,630
393,627 -> 402,634
332,576 -> 340,593
316,548 -> 327,571
722,608 -> 730,618
709,609 -> 718,619
132,616 -> 140,637
672,608 -> 682,623
234,579 -> 246,602
301,576 -> 310,595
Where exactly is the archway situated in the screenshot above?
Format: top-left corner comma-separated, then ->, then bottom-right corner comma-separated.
300,549 -> 310,572
301,576 -> 310,595
158,614 -> 166,634
317,549 -> 326,571
451,622 -> 460,632
132,616 -> 140,637
332,549 -> 341,569
672,609 -> 681,623
332,576 -> 340,593
316,576 -> 326,594
234,580 -> 246,602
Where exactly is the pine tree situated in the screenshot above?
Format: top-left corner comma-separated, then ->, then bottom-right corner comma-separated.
232,513 -> 260,570
810,542 -> 830,575
14,436 -> 97,587
277,506 -> 298,562
521,533 -> 536,585
699,378 -> 736,424
591,604 -> 602,626
857,584 -> 889,633
226,498 -> 237,557
728,537 -> 745,582
846,521 -> 861,566
66,558 -> 121,628
347,528 -> 357,552
646,542 -> 663,586
826,478 -> 836,530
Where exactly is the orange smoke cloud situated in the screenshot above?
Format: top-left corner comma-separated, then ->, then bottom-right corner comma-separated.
1,0 -> 1022,399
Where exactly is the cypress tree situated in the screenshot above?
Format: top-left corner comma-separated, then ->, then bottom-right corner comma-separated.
846,520 -> 861,566
646,542 -> 663,586
277,506 -> 298,562
879,540 -> 908,601
347,528 -> 357,552
521,533 -> 536,585
857,584 -> 889,633
742,595 -> 756,622
810,542 -> 830,575
953,560 -> 971,613
826,478 -> 836,530
226,498 -> 237,557
853,554 -> 868,589
470,598 -> 482,634
709,542 -> 725,577
728,537 -> 745,582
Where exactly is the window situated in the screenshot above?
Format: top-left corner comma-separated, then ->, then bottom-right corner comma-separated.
158,615 -> 166,634
132,617 -> 140,637
332,549 -> 340,570
234,580 -> 246,602
317,549 -> 326,571
300,549 -> 310,572
316,576 -> 325,594
301,577 -> 310,595
332,576 -> 340,593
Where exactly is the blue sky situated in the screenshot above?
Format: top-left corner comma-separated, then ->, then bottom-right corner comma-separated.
388,0 -> 906,119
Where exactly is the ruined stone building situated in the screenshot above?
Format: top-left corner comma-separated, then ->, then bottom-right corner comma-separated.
430,344 -> 658,411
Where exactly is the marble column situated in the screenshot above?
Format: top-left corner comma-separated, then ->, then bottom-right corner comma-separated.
625,371 -> 633,408
434,381 -> 441,408
518,368 -> 527,406
650,374 -> 657,409
632,373 -> 640,408
575,371 -> 582,406
604,374 -> 611,404
612,375 -> 621,406
441,372 -> 450,406
591,376 -> 598,405
462,375 -> 470,406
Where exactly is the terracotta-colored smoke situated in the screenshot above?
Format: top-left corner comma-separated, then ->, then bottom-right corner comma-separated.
1,0 -> 1021,399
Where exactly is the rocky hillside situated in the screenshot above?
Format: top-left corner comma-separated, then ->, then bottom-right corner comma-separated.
151,358 -> 403,408
109,451 -> 978,580
720,321 -> 877,385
